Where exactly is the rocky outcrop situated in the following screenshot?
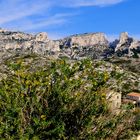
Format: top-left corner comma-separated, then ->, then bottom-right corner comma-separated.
0,28 -> 33,41
0,29 -> 60,55
0,29 -> 111,59
115,32 -> 133,56
62,33 -> 108,47
35,32 -> 48,42
114,32 -> 140,57
129,40 -> 140,57
0,28 -> 140,59
0,29 -> 33,51
59,33 -> 110,59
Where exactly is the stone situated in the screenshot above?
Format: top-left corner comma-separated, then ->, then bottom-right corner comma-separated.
115,32 -> 133,56
35,32 -> 48,42
63,33 -> 108,48
129,40 -> 140,50
58,33 -> 109,59
119,32 -> 129,44
129,40 -> 140,57
46,40 -> 60,52
0,28 -> 140,59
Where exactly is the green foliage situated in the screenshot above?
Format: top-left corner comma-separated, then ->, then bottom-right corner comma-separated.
0,58 -> 139,139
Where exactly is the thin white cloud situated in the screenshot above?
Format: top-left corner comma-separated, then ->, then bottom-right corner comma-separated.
0,0 -> 52,25
17,13 -> 72,31
0,0 -> 126,32
2,13 -> 76,33
59,0 -> 125,7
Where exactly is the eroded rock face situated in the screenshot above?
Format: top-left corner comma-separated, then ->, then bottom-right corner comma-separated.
0,29 -> 34,52
114,32 -> 140,57
129,40 -> 140,49
46,40 -> 60,52
118,32 -> 129,44
35,32 -> 48,42
0,29 -> 60,55
0,28 -> 33,41
0,29 -> 111,59
115,32 -> 133,55
62,33 -> 108,47
58,33 -> 110,59
129,40 -> 140,57
0,28 -> 140,59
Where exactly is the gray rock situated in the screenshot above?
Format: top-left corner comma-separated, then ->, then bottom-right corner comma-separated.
61,33 -> 108,47
59,33 -> 109,59
35,32 -> 48,42
114,32 -> 140,57
0,28 -> 140,59
129,40 -> 140,57
115,32 -> 133,56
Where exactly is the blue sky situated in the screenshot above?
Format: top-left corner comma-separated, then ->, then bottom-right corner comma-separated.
0,0 -> 139,40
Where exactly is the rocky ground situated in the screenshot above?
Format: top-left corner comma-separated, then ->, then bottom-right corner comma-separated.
0,53 -> 139,96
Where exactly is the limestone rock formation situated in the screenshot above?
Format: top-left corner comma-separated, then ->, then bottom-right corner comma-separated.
115,32 -> 133,56
59,33 -> 109,59
35,32 -> 48,42
62,33 -> 108,47
0,29 -> 60,56
0,29 -> 111,59
0,28 -> 140,59
118,32 -> 129,44
0,29 -> 33,52
129,40 -> 140,57
114,32 -> 140,57
0,28 -> 33,41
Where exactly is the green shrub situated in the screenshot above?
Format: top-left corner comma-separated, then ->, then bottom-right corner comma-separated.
0,58 -> 139,139
0,59 -> 108,139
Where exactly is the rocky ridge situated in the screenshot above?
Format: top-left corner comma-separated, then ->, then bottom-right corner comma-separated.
0,28 -> 140,59
114,32 -> 140,57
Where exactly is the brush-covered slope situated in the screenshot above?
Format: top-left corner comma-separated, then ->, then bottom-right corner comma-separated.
0,54 -> 140,139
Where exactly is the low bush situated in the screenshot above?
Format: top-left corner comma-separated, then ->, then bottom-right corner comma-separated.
0,58 -> 139,139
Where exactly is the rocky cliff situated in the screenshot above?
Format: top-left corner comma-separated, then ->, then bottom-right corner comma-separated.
0,28 -> 140,59
59,33 -> 110,59
115,32 -> 140,57
0,29 -> 110,59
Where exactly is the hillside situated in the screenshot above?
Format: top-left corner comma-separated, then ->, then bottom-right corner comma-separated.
0,28 -> 140,139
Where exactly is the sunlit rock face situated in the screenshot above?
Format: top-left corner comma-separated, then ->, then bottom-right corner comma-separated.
0,29 -> 110,59
115,32 -> 133,55
114,32 -> 140,57
118,32 -> 129,44
0,28 -> 140,59
62,33 -> 109,47
58,33 -> 110,59
0,29 -> 34,51
129,40 -> 140,57
71,33 -> 108,46
35,32 -> 48,42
